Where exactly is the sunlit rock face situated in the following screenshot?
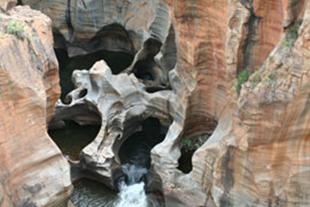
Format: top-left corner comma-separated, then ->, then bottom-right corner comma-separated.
21,0 -> 172,57
171,0 -> 310,206
23,0 -> 177,92
0,6 -> 71,206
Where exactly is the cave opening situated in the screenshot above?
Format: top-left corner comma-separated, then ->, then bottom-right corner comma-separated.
131,38 -> 171,93
178,120 -> 218,174
133,58 -> 156,81
177,133 -> 213,174
48,120 -> 101,161
117,117 -> 168,169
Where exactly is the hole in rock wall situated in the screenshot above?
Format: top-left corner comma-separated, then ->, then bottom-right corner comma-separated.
88,23 -> 135,55
133,38 -> 162,82
178,122 -> 218,174
117,117 -> 168,169
48,121 -> 101,161
133,59 -> 156,81
55,49 -> 133,101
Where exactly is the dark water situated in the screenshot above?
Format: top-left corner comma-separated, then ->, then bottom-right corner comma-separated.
48,121 -> 100,160
48,122 -> 188,207
71,179 -> 118,207
48,122 -> 119,206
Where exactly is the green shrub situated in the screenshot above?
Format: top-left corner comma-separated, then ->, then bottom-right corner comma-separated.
236,70 -> 249,94
181,138 -> 193,150
6,20 -> 26,40
282,20 -> 302,48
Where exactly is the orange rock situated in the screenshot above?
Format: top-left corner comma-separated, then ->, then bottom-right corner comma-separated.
0,6 -> 71,206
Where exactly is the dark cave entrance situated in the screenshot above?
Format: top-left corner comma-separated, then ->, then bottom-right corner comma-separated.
117,117 -> 169,169
48,121 -> 101,161
55,49 -> 133,101
178,121 -> 218,174
133,58 -> 156,81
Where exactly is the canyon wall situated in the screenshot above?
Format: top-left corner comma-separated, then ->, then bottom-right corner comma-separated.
167,0 -> 310,206
0,6 -> 71,206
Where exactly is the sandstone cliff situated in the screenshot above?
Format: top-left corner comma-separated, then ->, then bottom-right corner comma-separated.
167,0 -> 310,206
0,6 -> 71,206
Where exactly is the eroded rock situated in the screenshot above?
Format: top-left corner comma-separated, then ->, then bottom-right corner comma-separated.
53,60 -> 180,186
0,0 -> 16,11
22,0 -> 176,93
0,6 -> 71,206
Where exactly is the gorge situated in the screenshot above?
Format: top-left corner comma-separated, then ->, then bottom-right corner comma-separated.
0,0 -> 309,207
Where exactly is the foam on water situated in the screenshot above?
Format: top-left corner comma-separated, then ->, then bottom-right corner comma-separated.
115,182 -> 148,207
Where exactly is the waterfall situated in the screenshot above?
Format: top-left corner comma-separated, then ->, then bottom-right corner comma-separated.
115,182 -> 148,207
113,164 -> 148,207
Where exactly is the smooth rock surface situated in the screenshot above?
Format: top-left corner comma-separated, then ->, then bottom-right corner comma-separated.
0,6 -> 72,206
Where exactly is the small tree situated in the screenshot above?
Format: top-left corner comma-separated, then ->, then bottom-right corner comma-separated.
236,70 -> 249,94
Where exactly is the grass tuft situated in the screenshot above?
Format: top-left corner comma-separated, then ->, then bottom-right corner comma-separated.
6,20 -> 26,40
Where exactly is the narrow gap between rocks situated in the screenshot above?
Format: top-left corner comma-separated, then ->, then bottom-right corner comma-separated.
178,121 -> 218,174
111,117 -> 170,206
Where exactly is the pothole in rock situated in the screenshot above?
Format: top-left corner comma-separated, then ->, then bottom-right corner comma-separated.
117,117 -> 168,169
48,121 -> 101,161
55,49 -> 133,101
178,119 -> 218,174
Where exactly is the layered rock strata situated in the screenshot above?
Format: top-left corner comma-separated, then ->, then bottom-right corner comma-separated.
22,0 -> 176,92
0,6 -> 71,206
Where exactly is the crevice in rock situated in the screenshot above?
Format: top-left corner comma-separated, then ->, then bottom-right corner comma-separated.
132,38 -> 162,81
159,25 -> 177,71
178,122 -> 217,174
110,117 -> 168,206
238,0 -> 261,74
65,0 -> 74,41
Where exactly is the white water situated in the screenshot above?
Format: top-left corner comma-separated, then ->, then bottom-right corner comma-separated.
115,182 -> 148,207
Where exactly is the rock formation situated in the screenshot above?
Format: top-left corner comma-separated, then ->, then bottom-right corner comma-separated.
167,0 -> 310,206
0,0 -> 16,11
4,0 -> 310,207
0,6 -> 71,207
